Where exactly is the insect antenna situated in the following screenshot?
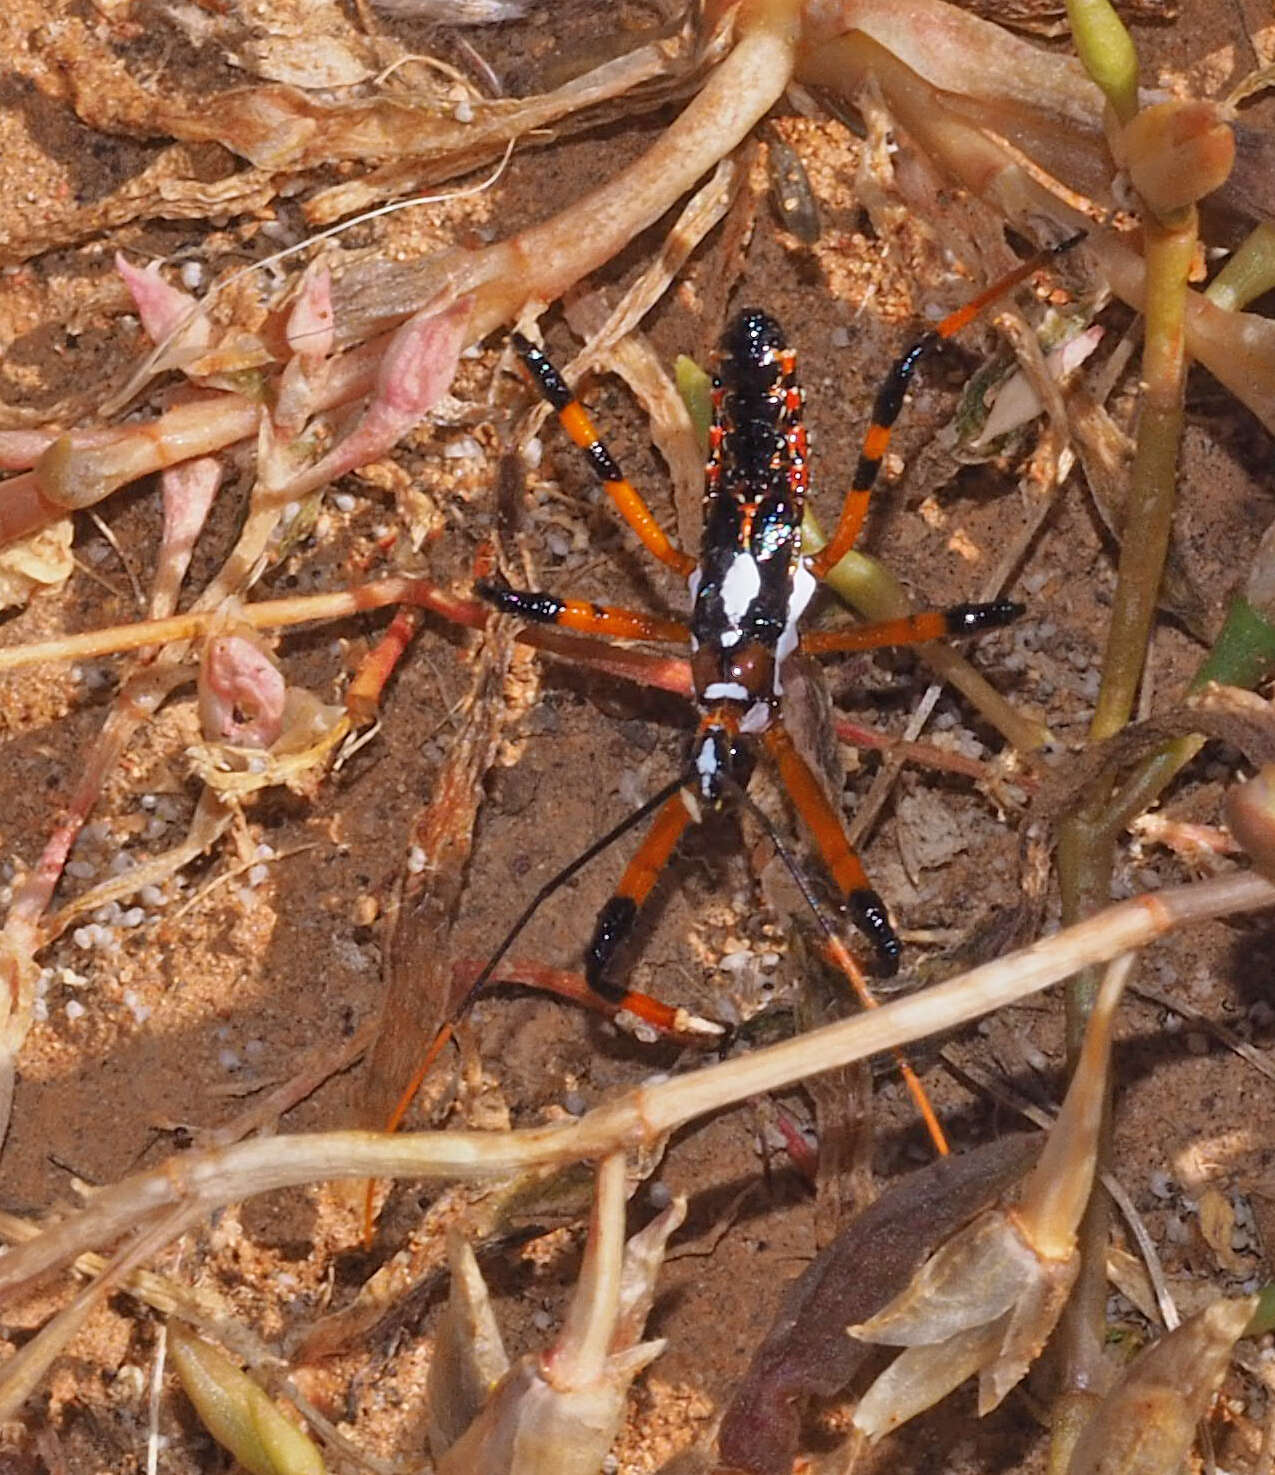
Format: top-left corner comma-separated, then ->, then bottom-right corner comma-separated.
722,777 -> 950,1156
457,767 -> 698,1015
364,765 -> 703,1242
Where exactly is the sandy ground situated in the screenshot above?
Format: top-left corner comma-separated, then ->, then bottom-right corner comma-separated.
1,2 -> 1275,1472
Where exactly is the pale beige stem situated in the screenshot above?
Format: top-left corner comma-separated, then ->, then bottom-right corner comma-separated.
2,869 -> 1271,1304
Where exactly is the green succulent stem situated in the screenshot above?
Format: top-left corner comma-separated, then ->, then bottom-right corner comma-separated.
1065,0 -> 1140,124
1204,223 -> 1275,312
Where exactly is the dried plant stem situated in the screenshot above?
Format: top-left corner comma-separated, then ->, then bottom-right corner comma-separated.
2,869 -> 1270,1314
1054,216 -> 1195,1405
1089,213 -> 1196,742
338,0 -> 803,348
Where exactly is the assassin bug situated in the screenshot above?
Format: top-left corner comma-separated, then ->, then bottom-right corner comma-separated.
470,237 -> 1081,1036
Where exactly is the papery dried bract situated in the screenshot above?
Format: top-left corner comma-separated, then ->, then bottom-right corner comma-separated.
1066,1295 -> 1256,1475
430,1166 -> 685,1475
428,1229 -> 511,1455
0,520 -> 73,611
851,1210 -> 1077,1435
852,955 -> 1134,1438
718,1135 -> 1040,1475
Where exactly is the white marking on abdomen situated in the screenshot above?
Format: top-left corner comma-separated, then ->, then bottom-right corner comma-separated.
703,681 -> 749,702
773,561 -> 817,695
720,553 -> 762,623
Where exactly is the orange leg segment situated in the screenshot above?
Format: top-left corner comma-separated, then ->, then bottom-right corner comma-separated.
809,233 -> 1083,580
763,721 -> 900,975
476,579 -> 688,644
802,599 -> 1022,656
586,789 -> 696,1026
514,333 -> 696,578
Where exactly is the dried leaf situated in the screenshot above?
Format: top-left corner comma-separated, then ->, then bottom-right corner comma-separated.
0,520 -> 73,610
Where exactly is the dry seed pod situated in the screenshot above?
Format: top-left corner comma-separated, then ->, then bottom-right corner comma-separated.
1117,100 -> 1235,218
168,1321 -> 326,1475
430,1153 -> 686,1475
1065,1295 -> 1256,1475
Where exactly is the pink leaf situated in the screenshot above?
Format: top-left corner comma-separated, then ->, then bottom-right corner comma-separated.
280,296 -> 473,502
286,264 -> 334,363
115,253 -> 212,353
153,457 -> 222,619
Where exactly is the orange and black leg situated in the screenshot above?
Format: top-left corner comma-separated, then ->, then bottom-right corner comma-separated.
763,720 -> 901,975
513,333 -> 697,579
809,234 -> 1083,580
585,789 -> 697,1026
802,600 -> 1023,657
476,579 -> 689,644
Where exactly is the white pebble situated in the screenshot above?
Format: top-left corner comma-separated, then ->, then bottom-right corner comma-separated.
562,1091 -> 587,1117
332,491 -> 357,513
406,846 -> 427,874
247,864 -> 270,887
120,906 -> 145,928
531,1308 -> 554,1331
65,860 -> 95,881
1149,1169 -> 1174,1199
179,260 -> 205,290
524,437 -> 543,470
140,794 -> 158,811
72,926 -> 94,950
443,435 -> 482,460
109,851 -> 135,875
65,998 -> 86,1021
454,98 -> 474,123
648,1180 -> 673,1208
140,885 -> 165,908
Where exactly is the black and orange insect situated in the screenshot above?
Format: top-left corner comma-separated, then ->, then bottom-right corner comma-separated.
473,238 -> 1079,1035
